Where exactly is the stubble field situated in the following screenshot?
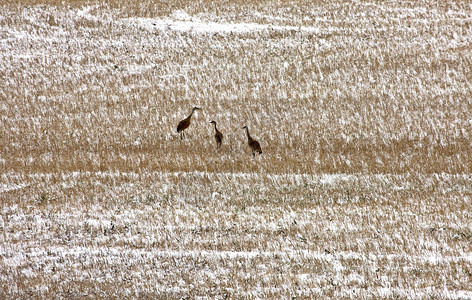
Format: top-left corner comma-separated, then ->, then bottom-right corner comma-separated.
1,0 -> 472,298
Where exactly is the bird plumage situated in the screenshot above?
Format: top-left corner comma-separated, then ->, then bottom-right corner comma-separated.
242,126 -> 262,156
177,107 -> 201,139
210,121 -> 223,148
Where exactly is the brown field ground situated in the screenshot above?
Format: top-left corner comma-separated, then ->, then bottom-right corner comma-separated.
1,0 -> 471,298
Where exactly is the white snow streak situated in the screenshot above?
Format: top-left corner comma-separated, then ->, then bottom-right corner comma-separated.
123,11 -> 320,34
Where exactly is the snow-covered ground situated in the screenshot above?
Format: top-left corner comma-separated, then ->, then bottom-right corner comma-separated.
1,1 -> 472,298
1,171 -> 471,298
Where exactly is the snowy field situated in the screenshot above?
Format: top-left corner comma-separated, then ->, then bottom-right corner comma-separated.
1,0 -> 472,298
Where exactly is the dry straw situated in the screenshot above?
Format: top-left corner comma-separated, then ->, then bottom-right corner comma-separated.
1,0 -> 472,298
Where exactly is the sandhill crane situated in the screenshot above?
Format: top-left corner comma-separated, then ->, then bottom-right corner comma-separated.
242,126 -> 262,156
177,107 -> 201,139
210,121 -> 223,149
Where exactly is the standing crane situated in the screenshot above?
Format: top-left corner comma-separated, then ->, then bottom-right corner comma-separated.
210,121 -> 223,149
242,126 -> 262,156
177,107 -> 201,139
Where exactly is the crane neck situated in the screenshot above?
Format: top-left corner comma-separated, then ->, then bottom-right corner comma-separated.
245,127 -> 251,139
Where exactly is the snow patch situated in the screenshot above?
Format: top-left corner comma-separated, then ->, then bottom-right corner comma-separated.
123,13 -> 321,34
